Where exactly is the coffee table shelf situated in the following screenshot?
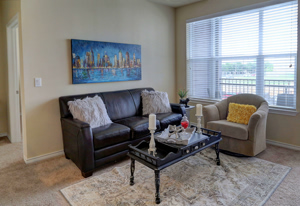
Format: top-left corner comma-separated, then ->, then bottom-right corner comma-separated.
129,141 -> 181,167
128,127 -> 222,204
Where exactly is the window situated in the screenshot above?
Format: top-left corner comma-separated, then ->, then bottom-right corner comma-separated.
186,0 -> 298,109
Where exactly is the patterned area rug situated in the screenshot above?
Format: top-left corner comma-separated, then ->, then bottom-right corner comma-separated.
61,148 -> 290,206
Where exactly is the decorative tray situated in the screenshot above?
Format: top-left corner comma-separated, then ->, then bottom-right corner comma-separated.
155,125 -> 196,145
128,141 -> 181,167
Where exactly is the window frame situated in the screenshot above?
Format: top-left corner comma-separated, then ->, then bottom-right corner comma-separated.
186,0 -> 299,116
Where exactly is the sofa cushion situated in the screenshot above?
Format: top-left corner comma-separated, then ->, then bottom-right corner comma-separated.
94,141 -> 131,160
92,123 -> 130,150
207,120 -> 248,140
115,116 -> 160,139
128,88 -> 154,116
101,90 -> 137,121
156,113 -> 182,131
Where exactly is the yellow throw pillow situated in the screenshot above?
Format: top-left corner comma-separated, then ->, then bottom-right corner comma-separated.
227,103 -> 257,125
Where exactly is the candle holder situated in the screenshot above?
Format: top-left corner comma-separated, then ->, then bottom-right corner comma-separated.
195,115 -> 202,134
148,127 -> 157,156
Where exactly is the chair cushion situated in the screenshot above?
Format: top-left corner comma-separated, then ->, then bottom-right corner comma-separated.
207,120 -> 248,140
115,116 -> 160,139
92,123 -> 130,150
156,113 -> 182,130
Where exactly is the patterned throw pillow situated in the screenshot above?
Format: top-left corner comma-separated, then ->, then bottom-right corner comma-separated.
68,95 -> 112,128
227,103 -> 257,125
141,90 -> 172,115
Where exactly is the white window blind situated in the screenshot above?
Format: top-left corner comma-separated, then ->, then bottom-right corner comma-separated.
186,0 -> 298,109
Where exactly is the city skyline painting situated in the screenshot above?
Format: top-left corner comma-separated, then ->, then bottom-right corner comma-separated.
71,39 -> 141,84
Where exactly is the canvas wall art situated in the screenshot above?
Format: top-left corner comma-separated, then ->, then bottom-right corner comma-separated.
71,39 -> 141,84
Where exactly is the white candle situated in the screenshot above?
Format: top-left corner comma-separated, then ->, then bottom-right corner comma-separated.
196,104 -> 202,116
149,113 -> 156,130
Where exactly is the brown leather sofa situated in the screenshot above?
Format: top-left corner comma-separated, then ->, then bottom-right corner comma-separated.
59,87 -> 186,177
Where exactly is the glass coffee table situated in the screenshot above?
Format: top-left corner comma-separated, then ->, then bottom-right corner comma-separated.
127,127 -> 222,204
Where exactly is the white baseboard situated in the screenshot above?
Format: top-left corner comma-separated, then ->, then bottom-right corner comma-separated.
0,133 -> 8,137
266,139 -> 300,151
24,150 -> 64,164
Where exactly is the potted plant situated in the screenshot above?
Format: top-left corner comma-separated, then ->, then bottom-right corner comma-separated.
178,89 -> 189,107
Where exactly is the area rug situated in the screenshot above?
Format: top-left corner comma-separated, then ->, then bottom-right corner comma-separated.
61,148 -> 290,206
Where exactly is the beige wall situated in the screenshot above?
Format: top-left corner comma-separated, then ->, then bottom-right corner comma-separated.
176,0 -> 300,146
0,0 -> 21,135
21,0 -> 176,158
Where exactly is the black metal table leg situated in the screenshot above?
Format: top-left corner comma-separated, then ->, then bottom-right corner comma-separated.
215,143 -> 220,165
130,159 -> 135,186
155,170 -> 161,204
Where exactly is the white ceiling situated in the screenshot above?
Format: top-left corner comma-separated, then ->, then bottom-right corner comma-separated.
147,0 -> 204,8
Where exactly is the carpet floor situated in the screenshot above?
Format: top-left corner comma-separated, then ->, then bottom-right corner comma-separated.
0,137 -> 300,205
61,148 -> 290,205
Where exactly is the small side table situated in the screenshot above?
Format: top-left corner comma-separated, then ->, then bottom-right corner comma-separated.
184,105 -> 195,122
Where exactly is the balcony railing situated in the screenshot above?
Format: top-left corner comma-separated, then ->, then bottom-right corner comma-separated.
219,78 -> 295,107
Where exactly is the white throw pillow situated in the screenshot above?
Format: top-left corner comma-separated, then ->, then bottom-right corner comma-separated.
68,95 -> 112,128
141,90 -> 172,115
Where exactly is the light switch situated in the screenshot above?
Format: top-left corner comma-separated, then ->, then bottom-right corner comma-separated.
35,78 -> 42,87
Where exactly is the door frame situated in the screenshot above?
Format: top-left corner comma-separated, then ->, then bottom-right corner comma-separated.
7,14 -> 22,143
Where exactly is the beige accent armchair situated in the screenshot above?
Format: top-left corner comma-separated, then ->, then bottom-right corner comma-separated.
203,94 -> 268,156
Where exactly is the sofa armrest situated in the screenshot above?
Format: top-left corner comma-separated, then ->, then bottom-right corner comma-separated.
248,102 -> 269,142
62,117 -> 90,128
61,117 -> 94,174
170,103 -> 186,116
203,104 -> 221,128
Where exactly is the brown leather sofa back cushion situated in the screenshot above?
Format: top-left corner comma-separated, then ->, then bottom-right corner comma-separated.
128,88 -> 154,116
59,87 -> 154,120
101,90 -> 136,121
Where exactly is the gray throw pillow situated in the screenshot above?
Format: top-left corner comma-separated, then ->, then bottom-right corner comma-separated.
68,95 -> 112,128
141,90 -> 172,115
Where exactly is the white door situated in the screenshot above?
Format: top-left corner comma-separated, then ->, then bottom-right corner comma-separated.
7,14 -> 22,143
